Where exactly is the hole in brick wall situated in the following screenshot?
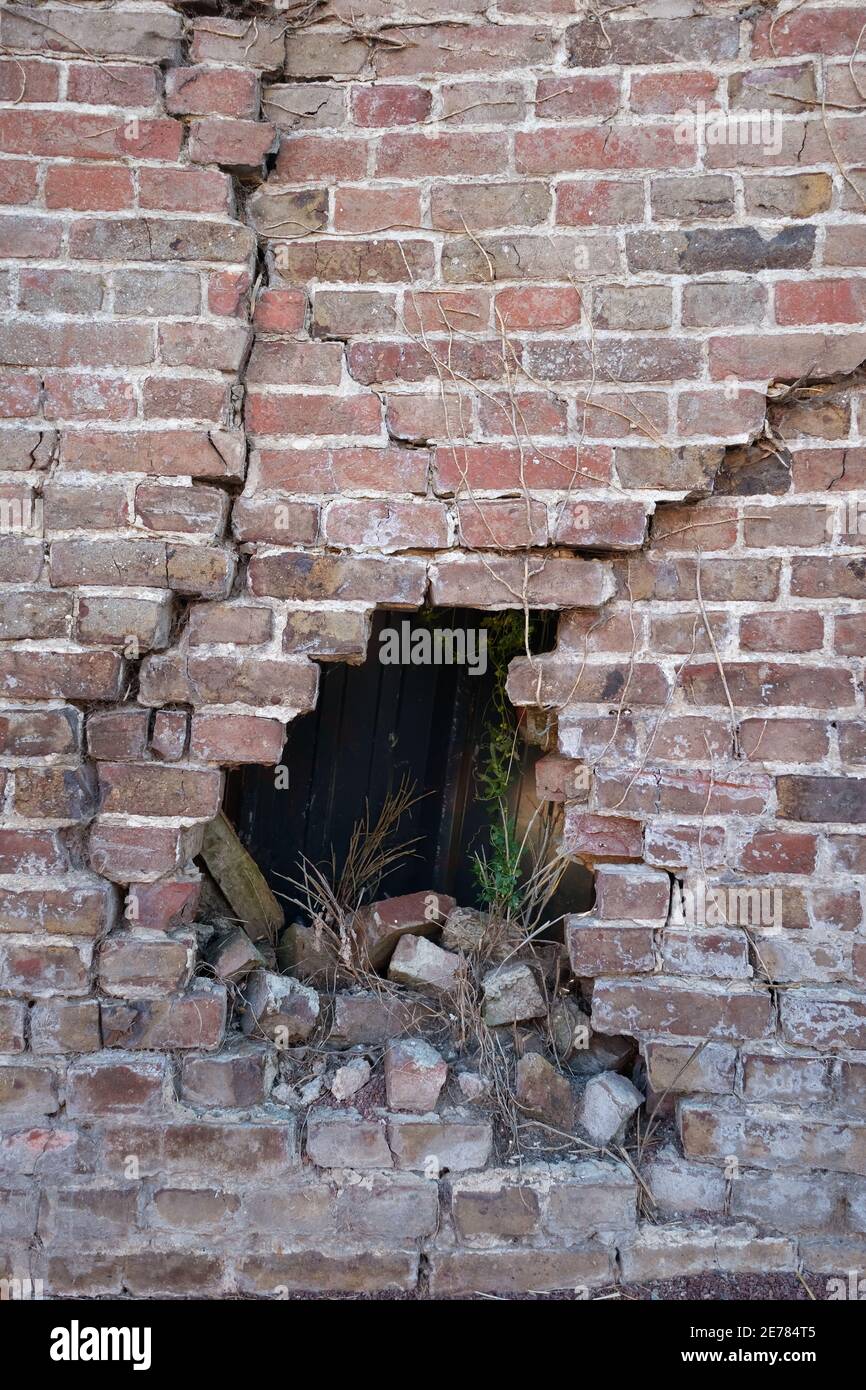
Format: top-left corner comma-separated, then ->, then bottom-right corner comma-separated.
224,606 -> 591,917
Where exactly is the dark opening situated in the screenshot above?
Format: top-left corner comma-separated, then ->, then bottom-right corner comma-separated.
224,607 -> 591,916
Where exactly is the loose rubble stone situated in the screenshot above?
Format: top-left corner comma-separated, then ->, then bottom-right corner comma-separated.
329,990 -> 433,1046
550,995 -> 588,1059
441,906 -> 518,958
387,935 -> 462,993
206,926 -> 264,982
516,1052 -> 574,1129
457,1070 -> 489,1103
354,890 -> 455,968
384,1039 -> 447,1112
276,921 -> 339,982
241,969 -> 319,1043
577,1070 -> 644,1145
330,1057 -> 371,1102
481,962 -> 546,1027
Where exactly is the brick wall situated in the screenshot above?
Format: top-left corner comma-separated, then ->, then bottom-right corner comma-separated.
0,0 -> 865,1296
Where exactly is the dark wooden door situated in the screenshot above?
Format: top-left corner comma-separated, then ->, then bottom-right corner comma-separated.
226,608 -> 548,908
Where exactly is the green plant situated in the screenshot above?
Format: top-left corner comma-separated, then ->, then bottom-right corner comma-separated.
471,613 -> 565,926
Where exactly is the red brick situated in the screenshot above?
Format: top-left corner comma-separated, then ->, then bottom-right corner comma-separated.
126,879 -> 201,933
0,110 -> 181,161
740,718 -> 830,763
89,821 -> 203,883
61,429 -> 245,480
351,85 -> 431,126
630,70 -> 718,114
595,865 -> 671,923
0,322 -> 153,369
44,164 -> 133,211
836,614 -> 866,656
98,763 -> 222,820
254,445 -> 428,494
739,830 -> 818,874
740,611 -> 824,653
43,374 -> 134,423
231,496 -> 319,545
457,499 -> 548,549
553,499 -> 648,549
0,369 -> 38,417
535,74 -> 620,119
142,377 -> 228,423
276,134 -> 368,180
189,714 -> 285,765
594,979 -> 773,1041
2,941 -> 92,996
434,443 -> 610,492
253,287 -> 307,333
752,7 -> 866,58
0,214 -> 62,258
568,16 -> 739,65
375,24 -> 555,78
683,660 -> 855,710
208,269 -> 251,317
517,125 -> 695,175
0,708 -> 79,757
66,62 -> 159,106
375,132 -> 509,177
188,117 -> 276,170
150,710 -> 188,762
139,167 -> 232,214
325,499 -> 448,551
775,278 -> 866,326
495,286 -> 583,330
246,391 -> 381,437
0,57 -> 59,102
0,650 -> 124,701
564,813 -> 643,862
0,830 -> 63,879
568,921 -> 655,975
333,185 -> 421,234
67,1057 -> 169,1117
165,66 -> 259,118
87,709 -> 150,762
555,178 -> 644,226
159,322 -> 250,373
0,159 -> 36,205
135,483 -> 227,538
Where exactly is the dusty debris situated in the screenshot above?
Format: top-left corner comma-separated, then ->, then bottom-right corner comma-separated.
330,1056 -> 372,1102
387,934 -> 463,993
577,1070 -> 644,1146
384,1038 -> 447,1113
354,889 -> 456,969
205,925 -> 264,982
516,1052 -> 574,1129
481,961 -> 546,1027
241,968 -> 319,1042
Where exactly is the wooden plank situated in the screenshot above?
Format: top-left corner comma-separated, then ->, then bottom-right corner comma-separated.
200,810 -> 284,944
